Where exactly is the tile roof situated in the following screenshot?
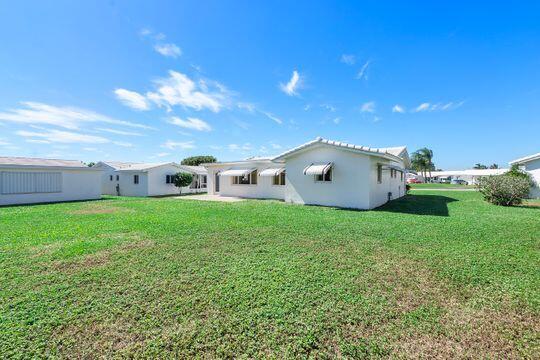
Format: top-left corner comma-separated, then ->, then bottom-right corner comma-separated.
0,156 -> 88,168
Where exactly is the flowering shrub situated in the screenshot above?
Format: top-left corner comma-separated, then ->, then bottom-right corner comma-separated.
477,175 -> 530,206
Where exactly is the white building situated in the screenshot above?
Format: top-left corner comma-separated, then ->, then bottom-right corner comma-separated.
0,157 -> 102,206
205,137 -> 409,210
510,152 -> 540,198
428,169 -> 508,185
93,161 -> 207,197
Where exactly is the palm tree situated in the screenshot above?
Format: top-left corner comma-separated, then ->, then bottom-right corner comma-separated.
489,163 -> 499,169
474,163 -> 488,169
411,148 -> 435,180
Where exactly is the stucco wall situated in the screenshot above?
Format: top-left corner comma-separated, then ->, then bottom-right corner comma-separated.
369,158 -> 406,209
94,164 -> 118,195
117,171 -> 148,197
522,158 -> 540,198
147,165 -> 204,196
206,163 -> 285,199
284,146 -> 372,209
0,168 -> 102,206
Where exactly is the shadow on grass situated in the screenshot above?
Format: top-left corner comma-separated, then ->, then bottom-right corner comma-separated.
375,194 -> 459,216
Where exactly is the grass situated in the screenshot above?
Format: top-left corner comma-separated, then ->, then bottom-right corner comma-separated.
409,183 -> 476,189
1,191 -> 539,358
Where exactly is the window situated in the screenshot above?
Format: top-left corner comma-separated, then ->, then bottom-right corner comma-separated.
116,175 -> 119,181
165,174 -> 172,184
134,174 -> 139,184
201,175 -> 207,188
315,168 -> 332,182
273,171 -> 286,186
1,172 -> 62,194
377,165 -> 382,183
232,170 -> 257,185
400,171 -> 403,181
109,175 -> 113,181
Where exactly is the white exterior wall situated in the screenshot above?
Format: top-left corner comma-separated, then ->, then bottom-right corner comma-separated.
146,165 -> 204,196
206,163 -> 285,199
117,171 -> 148,197
94,163 -> 118,195
521,158 -> 540,198
369,158 -> 406,209
284,146 -> 372,209
0,167 -> 102,206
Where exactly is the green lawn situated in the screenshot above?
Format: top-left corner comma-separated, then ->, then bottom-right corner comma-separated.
409,183 -> 476,189
1,191 -> 539,358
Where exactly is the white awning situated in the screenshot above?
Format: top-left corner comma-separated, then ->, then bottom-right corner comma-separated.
303,163 -> 333,175
219,168 -> 255,177
259,168 -> 285,177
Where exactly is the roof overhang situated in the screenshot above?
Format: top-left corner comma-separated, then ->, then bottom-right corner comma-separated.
259,167 -> 285,177
219,168 -> 256,177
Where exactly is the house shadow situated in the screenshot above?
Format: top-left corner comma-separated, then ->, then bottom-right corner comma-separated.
374,194 -> 459,217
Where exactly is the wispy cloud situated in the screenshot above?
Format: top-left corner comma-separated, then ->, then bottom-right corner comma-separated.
167,116 -> 212,132
340,54 -> 356,65
112,141 -> 133,148
261,111 -> 283,124
0,102 -> 152,130
320,103 -> 336,112
161,140 -> 195,150
356,60 -> 371,80
280,70 -> 302,96
16,129 -> 110,144
147,71 -> 230,112
332,117 -> 341,124
154,43 -> 182,58
237,102 -> 283,125
360,101 -> 376,113
114,89 -> 150,111
270,142 -> 282,149
237,102 -> 256,112
413,101 -> 465,112
96,128 -> 144,136
228,143 -> 252,152
156,152 -> 171,157
392,104 -> 405,113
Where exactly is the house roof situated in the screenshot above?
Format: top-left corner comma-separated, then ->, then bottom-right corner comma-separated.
0,156 -> 96,170
509,152 -> 540,165
177,165 -> 208,175
96,161 -> 173,172
272,137 -> 408,164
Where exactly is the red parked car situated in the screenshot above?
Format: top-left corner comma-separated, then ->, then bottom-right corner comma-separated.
406,178 -> 423,184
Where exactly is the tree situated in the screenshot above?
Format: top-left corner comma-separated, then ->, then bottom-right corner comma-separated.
86,162 -> 96,167
411,148 -> 435,179
477,175 -> 530,206
173,172 -> 193,195
473,163 -> 488,169
181,156 -> 217,166
489,164 -> 499,169
506,164 -> 533,184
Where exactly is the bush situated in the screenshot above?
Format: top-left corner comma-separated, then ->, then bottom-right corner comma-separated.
173,172 -> 193,194
505,164 -> 533,184
406,184 -> 411,193
476,175 -> 530,206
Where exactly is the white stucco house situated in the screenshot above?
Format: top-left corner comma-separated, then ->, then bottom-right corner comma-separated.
0,156 -> 102,206
510,152 -> 540,198
93,161 -> 207,197
204,137 -> 410,209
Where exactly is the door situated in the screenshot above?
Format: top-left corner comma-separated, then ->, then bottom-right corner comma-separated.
215,172 -> 220,193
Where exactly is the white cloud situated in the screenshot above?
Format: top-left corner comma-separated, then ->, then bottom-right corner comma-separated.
16,129 -> 110,144
0,102 -> 152,130
360,101 -> 376,113
280,70 -> 302,96
96,128 -> 144,136
167,116 -> 212,132
392,104 -> 405,113
415,103 -> 431,112
237,102 -> 283,125
261,111 -> 283,124
270,142 -> 282,149
332,117 -> 341,124
356,60 -> 371,80
209,145 -> 222,150
161,140 -> 195,150
414,101 -> 465,113
373,116 -> 381,123
156,152 -> 171,157
146,70 -> 229,112
114,89 -> 150,111
237,102 -> 256,112
228,143 -> 252,152
112,141 -> 133,147
25,139 -> 51,144
154,43 -> 182,58
340,54 -> 356,65
303,104 -> 311,111
321,104 -> 336,112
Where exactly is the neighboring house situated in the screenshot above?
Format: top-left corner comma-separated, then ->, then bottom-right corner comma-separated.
428,169 -> 508,185
510,152 -> 540,198
0,156 -> 101,206
205,137 -> 409,209
92,161 -> 207,197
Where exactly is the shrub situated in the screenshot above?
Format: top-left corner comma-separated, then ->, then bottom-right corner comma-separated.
476,175 -> 530,206
173,172 -> 193,194
406,184 -> 411,193
505,164 -> 533,184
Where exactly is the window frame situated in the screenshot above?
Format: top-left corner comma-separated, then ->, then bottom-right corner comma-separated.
116,175 -> 119,181
272,171 -> 286,186
315,167 -> 332,183
232,170 -> 258,185
377,164 -> 382,184
133,174 -> 139,184
109,175 -> 113,181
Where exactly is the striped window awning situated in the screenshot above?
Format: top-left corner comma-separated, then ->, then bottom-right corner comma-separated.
219,168 -> 256,177
303,163 -> 333,175
259,168 -> 285,177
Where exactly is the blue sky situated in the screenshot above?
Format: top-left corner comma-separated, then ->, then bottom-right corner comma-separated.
0,1 -> 539,169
